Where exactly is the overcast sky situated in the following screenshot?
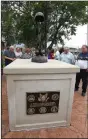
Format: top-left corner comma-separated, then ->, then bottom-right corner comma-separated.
65,24 -> 87,48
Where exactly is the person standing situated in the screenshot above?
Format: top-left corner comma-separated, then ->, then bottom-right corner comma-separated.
15,47 -> 22,58
59,47 -> 64,54
48,49 -> 54,59
54,48 -> 60,60
4,46 -> 16,66
60,47 -> 75,64
31,47 -> 36,57
21,48 -> 32,59
75,45 -> 88,96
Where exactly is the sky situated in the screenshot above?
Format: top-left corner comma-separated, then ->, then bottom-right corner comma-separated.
47,24 -> 87,49
64,24 -> 87,48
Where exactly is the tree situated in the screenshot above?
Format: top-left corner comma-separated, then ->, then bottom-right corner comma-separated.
1,1 -> 88,48
47,1 -> 88,48
1,1 -> 16,45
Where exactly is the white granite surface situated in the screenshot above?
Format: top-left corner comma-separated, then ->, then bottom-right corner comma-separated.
4,59 -> 79,131
4,59 -> 80,74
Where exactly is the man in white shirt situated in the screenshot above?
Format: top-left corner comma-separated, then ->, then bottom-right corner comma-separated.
75,45 -> 88,96
60,47 -> 75,64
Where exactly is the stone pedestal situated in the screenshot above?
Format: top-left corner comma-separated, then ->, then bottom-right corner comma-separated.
4,59 -> 80,131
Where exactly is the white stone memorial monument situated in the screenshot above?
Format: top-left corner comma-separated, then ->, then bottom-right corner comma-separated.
4,59 -> 80,131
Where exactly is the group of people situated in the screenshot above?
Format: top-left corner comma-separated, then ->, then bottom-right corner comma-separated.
48,45 -> 88,97
48,47 -> 75,65
2,44 -> 88,97
2,46 -> 33,66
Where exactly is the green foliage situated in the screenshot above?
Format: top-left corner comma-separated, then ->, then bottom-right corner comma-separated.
1,1 -> 88,48
1,2 -> 16,45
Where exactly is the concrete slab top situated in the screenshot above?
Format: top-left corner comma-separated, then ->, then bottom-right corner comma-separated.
3,59 -> 80,75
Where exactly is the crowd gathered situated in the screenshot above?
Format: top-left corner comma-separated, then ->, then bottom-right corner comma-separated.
1,44 -> 88,97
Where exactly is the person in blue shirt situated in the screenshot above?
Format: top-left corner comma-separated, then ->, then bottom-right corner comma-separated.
75,45 -> 88,96
60,47 -> 75,64
4,46 -> 16,66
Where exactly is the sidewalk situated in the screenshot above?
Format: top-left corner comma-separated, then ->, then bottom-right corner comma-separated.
2,75 -> 87,138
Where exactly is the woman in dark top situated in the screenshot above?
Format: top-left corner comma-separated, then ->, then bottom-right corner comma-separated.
48,49 -> 54,59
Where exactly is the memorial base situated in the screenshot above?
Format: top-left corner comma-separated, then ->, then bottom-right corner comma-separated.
4,59 -> 80,131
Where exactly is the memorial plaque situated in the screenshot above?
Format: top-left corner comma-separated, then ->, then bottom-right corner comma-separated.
26,91 -> 60,115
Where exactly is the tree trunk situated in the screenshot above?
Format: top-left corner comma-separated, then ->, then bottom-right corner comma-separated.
48,12 -> 64,49
48,23 -> 62,49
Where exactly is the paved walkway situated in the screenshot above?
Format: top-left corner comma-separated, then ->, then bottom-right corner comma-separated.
2,75 -> 87,138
